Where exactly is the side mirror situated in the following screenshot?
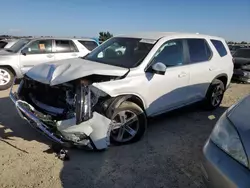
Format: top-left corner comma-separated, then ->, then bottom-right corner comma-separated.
151,62 -> 167,75
21,48 -> 29,56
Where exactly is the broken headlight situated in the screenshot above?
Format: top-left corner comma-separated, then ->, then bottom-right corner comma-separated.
75,84 -> 92,124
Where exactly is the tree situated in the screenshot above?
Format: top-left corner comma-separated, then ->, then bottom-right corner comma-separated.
99,31 -> 113,43
241,41 -> 247,44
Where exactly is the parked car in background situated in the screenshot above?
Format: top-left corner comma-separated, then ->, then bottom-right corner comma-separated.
10,32 -> 233,150
229,45 -> 243,55
0,39 -> 19,49
0,37 -> 99,90
232,48 -> 250,83
202,94 -> 250,188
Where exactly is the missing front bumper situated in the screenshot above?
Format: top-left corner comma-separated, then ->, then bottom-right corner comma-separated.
233,69 -> 250,83
9,80 -> 112,150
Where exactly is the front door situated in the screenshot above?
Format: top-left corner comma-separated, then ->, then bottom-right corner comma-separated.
19,39 -> 54,74
54,40 -> 79,61
145,39 -> 191,116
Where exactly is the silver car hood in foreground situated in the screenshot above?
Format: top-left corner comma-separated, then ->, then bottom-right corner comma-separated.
26,58 -> 129,86
227,95 -> 250,160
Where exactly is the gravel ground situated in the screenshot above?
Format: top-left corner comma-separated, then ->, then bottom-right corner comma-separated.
0,83 -> 250,188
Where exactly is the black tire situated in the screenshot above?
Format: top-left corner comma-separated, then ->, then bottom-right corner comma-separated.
110,101 -> 147,145
0,67 -> 14,90
203,79 -> 225,110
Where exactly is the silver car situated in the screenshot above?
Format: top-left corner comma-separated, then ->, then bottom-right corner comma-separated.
202,95 -> 250,188
0,37 -> 98,90
0,39 -> 19,49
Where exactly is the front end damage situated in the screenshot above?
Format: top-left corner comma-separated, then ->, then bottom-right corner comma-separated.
10,76 -> 117,150
233,58 -> 250,83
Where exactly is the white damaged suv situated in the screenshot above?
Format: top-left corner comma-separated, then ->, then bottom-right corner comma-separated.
10,32 -> 233,150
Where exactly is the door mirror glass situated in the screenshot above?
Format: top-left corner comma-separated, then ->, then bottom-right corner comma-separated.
151,62 -> 167,75
21,47 -> 29,55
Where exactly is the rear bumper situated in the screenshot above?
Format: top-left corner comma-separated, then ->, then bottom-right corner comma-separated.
201,140 -> 250,188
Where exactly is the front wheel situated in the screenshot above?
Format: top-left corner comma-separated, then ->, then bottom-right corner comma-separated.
110,101 -> 147,145
203,79 -> 225,110
0,67 -> 14,90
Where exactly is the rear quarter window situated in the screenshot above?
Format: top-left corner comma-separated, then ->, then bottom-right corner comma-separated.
0,41 -> 7,48
78,40 -> 98,51
211,39 -> 228,57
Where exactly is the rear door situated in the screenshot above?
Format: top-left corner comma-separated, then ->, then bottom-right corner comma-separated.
19,39 -> 54,74
54,40 -> 79,61
185,38 -> 215,100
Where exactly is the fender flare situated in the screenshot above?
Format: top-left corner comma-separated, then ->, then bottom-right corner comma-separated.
105,95 -> 133,118
205,73 -> 228,94
213,73 -> 228,83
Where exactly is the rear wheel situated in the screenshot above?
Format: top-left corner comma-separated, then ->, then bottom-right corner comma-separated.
110,101 -> 147,145
0,67 -> 14,90
203,79 -> 225,110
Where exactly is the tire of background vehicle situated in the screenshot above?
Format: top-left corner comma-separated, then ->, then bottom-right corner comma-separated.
0,67 -> 14,90
203,79 -> 225,110
109,101 -> 147,145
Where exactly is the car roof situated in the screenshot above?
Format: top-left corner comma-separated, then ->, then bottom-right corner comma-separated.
29,37 -> 96,41
0,39 -> 19,42
117,32 -> 225,41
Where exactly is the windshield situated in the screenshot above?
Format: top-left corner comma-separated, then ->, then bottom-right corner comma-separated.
233,49 -> 250,58
85,37 -> 155,68
6,39 -> 31,53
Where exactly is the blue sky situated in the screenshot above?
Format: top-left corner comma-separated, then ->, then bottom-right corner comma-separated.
0,0 -> 249,41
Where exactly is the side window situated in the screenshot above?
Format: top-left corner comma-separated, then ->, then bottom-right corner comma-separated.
78,40 -> 98,51
211,39 -> 227,57
26,40 -> 52,54
151,39 -> 184,67
55,40 -> 78,53
187,39 -> 212,63
0,41 -> 7,48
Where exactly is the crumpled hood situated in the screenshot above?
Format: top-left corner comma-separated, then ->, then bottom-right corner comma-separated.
26,58 -> 129,86
233,57 -> 250,65
227,95 -> 250,161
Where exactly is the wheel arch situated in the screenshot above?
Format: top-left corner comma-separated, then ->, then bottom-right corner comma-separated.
213,73 -> 228,88
0,65 -> 16,76
205,73 -> 228,95
105,94 -> 146,118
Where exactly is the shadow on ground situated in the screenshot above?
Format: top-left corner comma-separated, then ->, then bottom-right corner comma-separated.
0,96 -> 51,148
0,96 -> 227,188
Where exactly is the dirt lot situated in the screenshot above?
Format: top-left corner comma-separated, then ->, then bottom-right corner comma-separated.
0,83 -> 250,188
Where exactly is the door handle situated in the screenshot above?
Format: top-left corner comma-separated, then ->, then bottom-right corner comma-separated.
209,67 -> 216,71
178,72 -> 187,78
46,54 -> 54,58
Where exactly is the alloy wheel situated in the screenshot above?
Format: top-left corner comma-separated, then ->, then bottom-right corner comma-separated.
0,68 -> 11,86
110,110 -> 139,143
211,85 -> 224,107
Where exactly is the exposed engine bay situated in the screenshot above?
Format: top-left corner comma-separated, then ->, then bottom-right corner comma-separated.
12,75 -> 119,150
